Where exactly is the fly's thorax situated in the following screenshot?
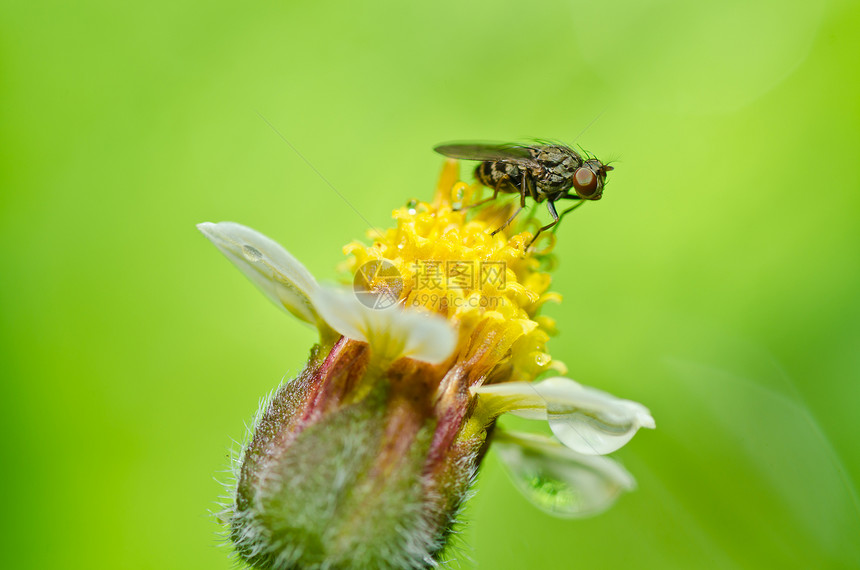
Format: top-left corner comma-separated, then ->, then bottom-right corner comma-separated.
530,145 -> 583,194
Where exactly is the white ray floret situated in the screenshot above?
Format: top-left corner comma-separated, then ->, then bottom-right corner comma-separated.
197,222 -> 321,326
472,376 -> 655,455
311,287 -> 456,365
199,221 -> 457,365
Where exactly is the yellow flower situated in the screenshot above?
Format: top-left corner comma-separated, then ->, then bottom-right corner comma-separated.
198,159 -> 654,569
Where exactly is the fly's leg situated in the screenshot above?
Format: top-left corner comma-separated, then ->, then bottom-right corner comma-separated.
526,200 -> 560,250
457,168 -> 517,211
525,174 -> 539,201
490,180 -> 529,236
553,199 -> 586,230
490,205 -> 524,236
458,182 -> 503,211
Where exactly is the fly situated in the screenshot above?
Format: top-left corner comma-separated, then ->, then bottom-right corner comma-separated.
433,142 -> 613,249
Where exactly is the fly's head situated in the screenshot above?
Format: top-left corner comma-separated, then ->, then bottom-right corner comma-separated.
571,159 -> 613,200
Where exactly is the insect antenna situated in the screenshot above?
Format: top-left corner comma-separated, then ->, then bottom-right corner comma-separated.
571,108 -> 606,145
256,111 -> 386,240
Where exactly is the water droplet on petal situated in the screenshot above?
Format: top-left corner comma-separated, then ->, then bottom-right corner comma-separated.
533,352 -> 551,367
242,245 -> 263,262
527,377 -> 654,455
547,404 -> 640,455
495,432 -> 635,518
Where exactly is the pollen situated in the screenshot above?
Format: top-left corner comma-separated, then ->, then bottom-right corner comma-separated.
343,159 -> 566,384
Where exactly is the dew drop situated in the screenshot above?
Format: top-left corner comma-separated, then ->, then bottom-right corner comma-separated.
533,352 -> 551,367
495,436 -> 632,518
242,245 -> 263,262
525,473 -> 581,513
548,408 -> 636,455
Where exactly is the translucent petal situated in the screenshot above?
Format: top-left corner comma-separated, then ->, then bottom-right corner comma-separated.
311,287 -> 456,365
543,378 -> 655,456
472,377 -> 655,455
197,222 -> 320,325
494,430 -> 636,518
468,381 -> 548,419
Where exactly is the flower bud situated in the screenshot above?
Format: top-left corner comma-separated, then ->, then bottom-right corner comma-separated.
226,339 -> 485,569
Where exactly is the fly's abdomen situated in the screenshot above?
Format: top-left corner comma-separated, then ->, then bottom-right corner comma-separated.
475,161 -> 522,194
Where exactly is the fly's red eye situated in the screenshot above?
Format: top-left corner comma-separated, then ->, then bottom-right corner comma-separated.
573,167 -> 598,198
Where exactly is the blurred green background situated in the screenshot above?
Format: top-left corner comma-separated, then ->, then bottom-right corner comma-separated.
2,0 -> 859,567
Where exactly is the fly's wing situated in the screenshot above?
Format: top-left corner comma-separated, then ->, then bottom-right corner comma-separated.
433,142 -> 536,164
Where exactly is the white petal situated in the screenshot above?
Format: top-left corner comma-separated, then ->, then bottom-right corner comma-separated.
472,377 -> 655,455
468,381 -> 549,419
310,287 -> 456,365
197,222 -> 320,326
494,430 -> 636,519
